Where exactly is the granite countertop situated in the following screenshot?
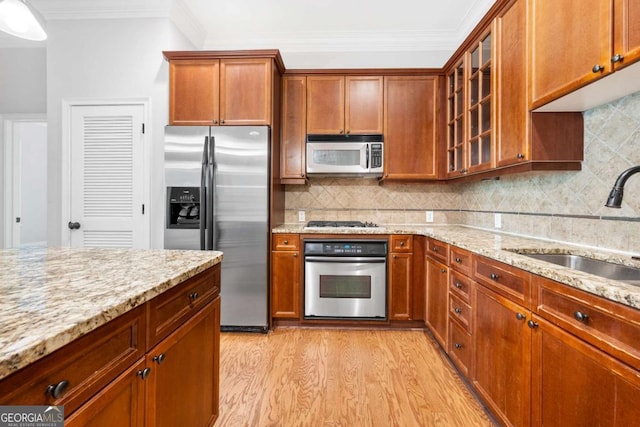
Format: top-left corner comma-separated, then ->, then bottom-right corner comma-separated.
0,246 -> 223,380
274,224 -> 640,310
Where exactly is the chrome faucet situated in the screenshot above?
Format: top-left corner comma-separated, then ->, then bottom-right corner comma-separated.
605,165 -> 640,208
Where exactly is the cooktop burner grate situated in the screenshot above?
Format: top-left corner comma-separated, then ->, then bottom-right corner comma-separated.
305,220 -> 378,228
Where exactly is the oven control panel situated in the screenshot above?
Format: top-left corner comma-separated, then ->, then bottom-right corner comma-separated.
304,240 -> 387,256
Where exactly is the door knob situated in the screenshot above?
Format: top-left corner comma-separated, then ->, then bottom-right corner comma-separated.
68,221 -> 81,230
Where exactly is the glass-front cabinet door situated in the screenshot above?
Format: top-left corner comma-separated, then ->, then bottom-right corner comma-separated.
467,30 -> 493,173
447,60 -> 466,177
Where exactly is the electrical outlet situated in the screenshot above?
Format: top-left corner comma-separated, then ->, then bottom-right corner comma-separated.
426,211 -> 434,223
298,211 -> 305,222
494,213 -> 502,229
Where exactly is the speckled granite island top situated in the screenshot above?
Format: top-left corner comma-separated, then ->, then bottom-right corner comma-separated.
274,224 -> 640,310
0,245 -> 222,380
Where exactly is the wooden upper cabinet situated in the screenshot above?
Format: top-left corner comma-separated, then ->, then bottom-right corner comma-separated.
530,0 -> 614,108
613,0 -> 640,71
384,76 -> 438,180
307,75 -> 383,135
219,58 -> 272,125
280,76 -> 307,182
496,0 -> 528,167
169,60 -> 220,126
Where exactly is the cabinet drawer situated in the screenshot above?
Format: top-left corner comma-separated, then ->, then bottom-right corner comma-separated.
474,255 -> 530,307
449,292 -> 472,332
391,235 -> 413,253
534,275 -> 640,371
448,321 -> 472,377
450,246 -> 473,276
449,270 -> 473,302
426,238 -> 449,264
272,234 -> 300,251
0,305 -> 146,417
148,264 -> 220,348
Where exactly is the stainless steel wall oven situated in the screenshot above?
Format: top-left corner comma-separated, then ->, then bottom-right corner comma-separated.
304,239 -> 387,320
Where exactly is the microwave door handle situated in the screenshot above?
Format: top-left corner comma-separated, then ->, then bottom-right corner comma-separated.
366,144 -> 370,170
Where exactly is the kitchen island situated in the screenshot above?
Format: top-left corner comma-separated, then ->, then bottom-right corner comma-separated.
0,245 -> 222,426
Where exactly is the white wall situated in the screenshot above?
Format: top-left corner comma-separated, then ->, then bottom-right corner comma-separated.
46,18 -> 195,247
18,122 -> 47,244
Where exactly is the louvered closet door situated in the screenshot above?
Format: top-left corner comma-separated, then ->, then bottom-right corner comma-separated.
69,105 -> 145,248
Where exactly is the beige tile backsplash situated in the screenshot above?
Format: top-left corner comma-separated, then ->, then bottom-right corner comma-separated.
285,91 -> 640,254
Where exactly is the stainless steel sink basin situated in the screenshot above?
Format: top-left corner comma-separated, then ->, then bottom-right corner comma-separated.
522,253 -> 640,286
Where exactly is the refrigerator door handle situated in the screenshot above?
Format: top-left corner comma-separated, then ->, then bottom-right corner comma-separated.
206,136 -> 216,250
200,136 -> 209,250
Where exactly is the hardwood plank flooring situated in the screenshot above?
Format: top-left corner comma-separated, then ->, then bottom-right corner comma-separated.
214,328 -> 494,427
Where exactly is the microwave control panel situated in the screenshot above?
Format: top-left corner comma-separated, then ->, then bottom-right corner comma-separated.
369,143 -> 383,168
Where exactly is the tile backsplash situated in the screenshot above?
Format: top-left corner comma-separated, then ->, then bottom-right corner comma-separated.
284,91 -> 640,254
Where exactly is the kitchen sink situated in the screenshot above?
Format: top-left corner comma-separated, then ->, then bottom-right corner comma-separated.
521,253 -> 640,286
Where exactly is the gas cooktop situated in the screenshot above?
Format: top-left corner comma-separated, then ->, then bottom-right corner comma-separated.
305,220 -> 379,228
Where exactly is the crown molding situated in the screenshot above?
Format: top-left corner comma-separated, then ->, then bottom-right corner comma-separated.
30,0 -> 171,20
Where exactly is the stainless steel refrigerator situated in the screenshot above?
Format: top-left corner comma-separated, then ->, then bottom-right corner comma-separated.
164,125 -> 269,332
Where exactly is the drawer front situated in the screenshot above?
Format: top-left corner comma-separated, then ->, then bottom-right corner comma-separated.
426,238 -> 449,264
474,255 -> 530,307
272,234 -> 300,251
391,235 -> 413,253
450,246 -> 473,276
0,305 -> 146,417
449,270 -> 473,302
148,264 -> 220,348
449,292 -> 472,332
534,275 -> 640,370
448,321 -> 472,377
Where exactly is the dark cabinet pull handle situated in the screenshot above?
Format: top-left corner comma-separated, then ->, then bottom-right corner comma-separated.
189,292 -> 199,301
455,282 -> 463,289
515,312 -> 526,321
137,368 -> 151,380
454,343 -> 463,349
46,380 -> 70,399
490,273 -> 500,280
592,64 -> 605,73
454,307 -> 462,314
527,320 -> 539,329
611,54 -> 624,63
68,221 -> 81,230
573,311 -> 589,323
153,353 -> 166,364
455,257 -> 462,263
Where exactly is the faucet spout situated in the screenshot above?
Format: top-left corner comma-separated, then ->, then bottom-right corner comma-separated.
605,165 -> 640,208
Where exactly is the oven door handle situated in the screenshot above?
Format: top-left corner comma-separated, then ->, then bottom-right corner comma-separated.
304,256 -> 387,263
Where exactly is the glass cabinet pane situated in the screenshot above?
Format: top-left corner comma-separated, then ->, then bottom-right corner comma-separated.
482,34 -> 491,66
449,124 -> 455,149
481,135 -> 491,164
470,108 -> 479,138
471,47 -> 479,72
449,73 -> 455,93
482,65 -> 491,99
455,147 -> 463,170
456,91 -> 463,116
470,140 -> 479,165
481,100 -> 491,132
456,64 -> 464,89
471,76 -> 479,105
456,119 -> 463,144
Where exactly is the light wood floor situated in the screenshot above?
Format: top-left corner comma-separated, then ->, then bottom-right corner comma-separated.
214,328 -> 494,427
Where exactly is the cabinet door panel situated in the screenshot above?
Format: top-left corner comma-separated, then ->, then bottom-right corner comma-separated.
345,76 -> 383,134
281,76 -> 307,180
389,252 -> 413,320
530,0 -> 613,107
147,297 -> 220,427
169,60 -> 219,125
384,76 -> 438,180
220,58 -> 271,125
307,76 -> 345,134
614,0 -> 640,70
473,285 -> 530,427
271,251 -> 301,319
426,257 -> 448,348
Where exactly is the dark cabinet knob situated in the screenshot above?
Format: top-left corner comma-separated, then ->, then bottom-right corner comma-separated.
592,64 -> 605,73
399,241 -> 405,247
490,273 -> 500,280
454,307 -> 462,314
46,380 -> 70,399
213,119 -> 218,125
454,343 -> 463,349
573,311 -> 589,323
393,255 -> 397,259
153,353 -> 166,364
283,240 -> 289,245
68,221 -> 81,230
527,320 -> 539,329
441,268 -> 447,274
611,53 -> 624,63
293,253 -> 298,258
189,292 -> 199,301
221,119 -> 225,124
455,282 -> 463,289
432,247 -> 438,252
515,312 -> 526,321
455,257 -> 462,263
137,368 -> 151,380
516,153 -> 525,159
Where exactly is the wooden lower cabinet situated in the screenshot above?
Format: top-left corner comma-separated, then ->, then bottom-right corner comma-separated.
389,252 -> 413,320
271,234 -> 301,320
473,284 -> 531,427
425,256 -> 449,348
531,314 -> 640,427
147,296 -> 220,427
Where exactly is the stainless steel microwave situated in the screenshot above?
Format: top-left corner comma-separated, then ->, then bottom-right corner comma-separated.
305,134 -> 384,178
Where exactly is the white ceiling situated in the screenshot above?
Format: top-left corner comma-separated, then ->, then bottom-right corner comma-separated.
2,0 -> 497,68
